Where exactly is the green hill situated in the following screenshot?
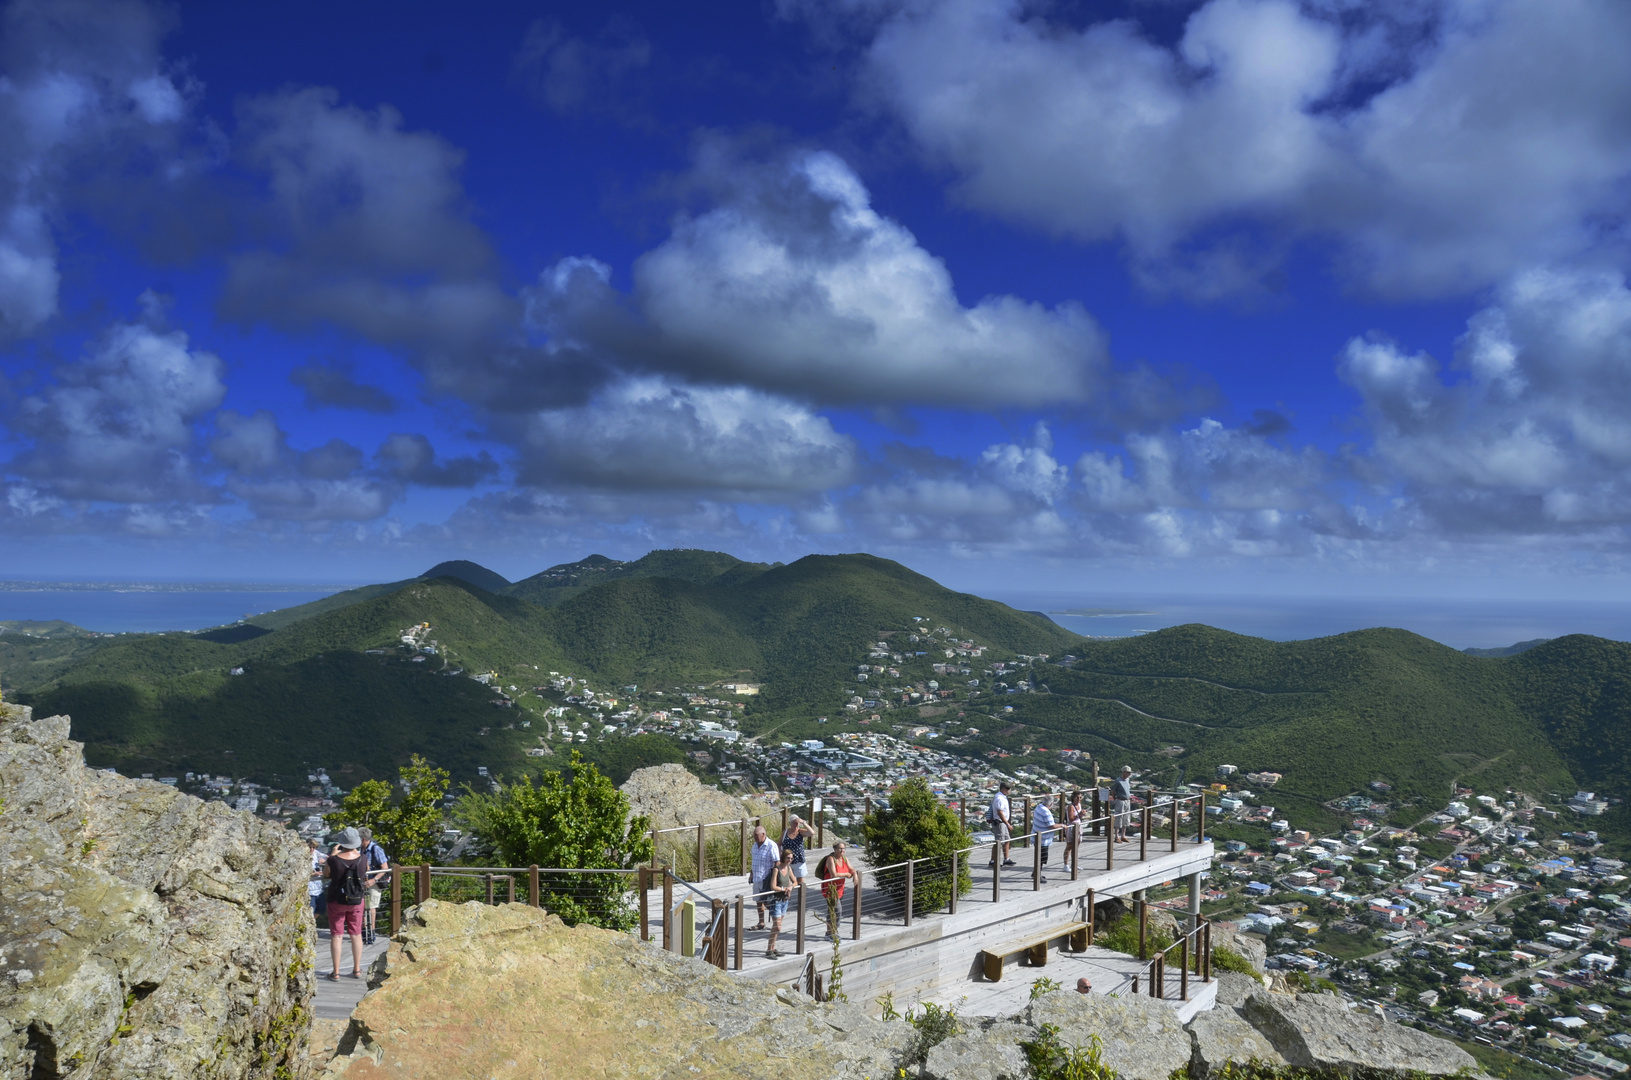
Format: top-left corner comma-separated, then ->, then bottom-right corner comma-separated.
506,549 -> 773,607
978,624 -> 1630,833
7,553 -> 1629,836
423,560 -> 512,594
6,552 -> 1071,787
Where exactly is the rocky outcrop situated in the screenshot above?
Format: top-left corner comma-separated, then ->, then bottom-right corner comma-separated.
316,899 -> 1479,1080
1188,1005 -> 1287,1078
922,1021 -> 1031,1080
1242,991 -> 1476,1076
620,763 -> 771,831
0,704 -> 314,1080
1029,992 -> 1193,1080
321,899 -> 910,1079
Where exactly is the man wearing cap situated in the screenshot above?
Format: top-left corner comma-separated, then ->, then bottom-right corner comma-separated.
323,827 -> 368,980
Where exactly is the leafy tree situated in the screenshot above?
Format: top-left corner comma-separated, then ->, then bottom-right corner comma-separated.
389,755 -> 451,864
326,779 -> 392,834
324,755 -> 449,864
461,751 -> 653,930
860,777 -> 972,916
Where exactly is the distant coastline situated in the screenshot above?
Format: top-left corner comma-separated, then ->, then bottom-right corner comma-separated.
1049,608 -> 1158,617
0,580 -> 352,593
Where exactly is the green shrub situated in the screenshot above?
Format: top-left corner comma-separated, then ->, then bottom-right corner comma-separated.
859,777 -> 972,916
1025,1026 -> 1117,1080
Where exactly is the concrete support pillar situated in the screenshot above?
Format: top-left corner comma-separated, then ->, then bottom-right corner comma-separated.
1187,871 -> 1202,933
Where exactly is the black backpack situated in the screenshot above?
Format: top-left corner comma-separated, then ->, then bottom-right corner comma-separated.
336,858 -> 366,905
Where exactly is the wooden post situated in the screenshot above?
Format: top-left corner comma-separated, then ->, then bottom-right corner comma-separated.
1138,896 -> 1148,960
1140,807 -> 1150,861
529,865 -> 540,907
662,870 -> 674,952
992,842 -> 1002,902
650,826 -> 660,871
781,806 -> 789,839
1171,798 -> 1179,852
817,805 -> 824,848
1020,795 -> 1031,848
853,877 -> 862,941
639,867 -> 650,941
485,873 -> 495,906
696,822 -> 706,882
904,859 -> 915,927
1198,792 -> 1207,842
1181,935 -> 1189,1001
1155,955 -> 1164,999
1092,787 -> 1102,837
734,895 -> 744,970
1106,823 -> 1114,871
418,864 -> 430,904
1032,833 -> 1041,891
960,799 -> 966,834
390,864 -> 402,937
796,882 -> 806,955
507,874 -> 516,904
740,817 -> 749,876
948,851 -> 959,914
711,898 -> 726,968
1086,888 -> 1095,945
1204,919 -> 1212,981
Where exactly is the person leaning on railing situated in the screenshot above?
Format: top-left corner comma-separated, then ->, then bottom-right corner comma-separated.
815,842 -> 859,942
1063,791 -> 1084,873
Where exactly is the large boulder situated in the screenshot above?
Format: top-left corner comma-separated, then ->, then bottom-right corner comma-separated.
322,899 -> 907,1079
922,1021 -> 1032,1080
1188,1006 -> 1287,1078
0,704 -> 314,1079
621,764 -> 768,831
1242,991 -> 1476,1076
1028,990 -> 1193,1080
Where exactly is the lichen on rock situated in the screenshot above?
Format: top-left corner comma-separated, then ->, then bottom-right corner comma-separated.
0,704 -> 314,1079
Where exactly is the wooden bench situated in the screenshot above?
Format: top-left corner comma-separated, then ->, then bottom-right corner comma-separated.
980,921 -> 1092,982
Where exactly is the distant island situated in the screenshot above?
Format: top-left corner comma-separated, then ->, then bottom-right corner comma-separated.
1049,607 -> 1158,617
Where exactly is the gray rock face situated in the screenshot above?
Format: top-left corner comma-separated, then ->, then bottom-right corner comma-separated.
1211,925 -> 1268,973
1213,971 -> 1265,1008
0,704 -> 314,1080
1243,991 -> 1477,1076
1188,1006 -> 1287,1078
922,1022 -> 1032,1080
621,763 -> 774,832
1029,991 -> 1193,1080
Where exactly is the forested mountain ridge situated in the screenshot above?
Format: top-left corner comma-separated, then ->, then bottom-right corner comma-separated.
3,553 -> 1628,837
3,553 -> 1072,784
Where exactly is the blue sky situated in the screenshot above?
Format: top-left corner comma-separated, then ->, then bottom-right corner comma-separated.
1,0 -> 1630,597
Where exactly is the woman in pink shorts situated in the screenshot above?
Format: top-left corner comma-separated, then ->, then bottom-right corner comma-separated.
324,827 -> 368,980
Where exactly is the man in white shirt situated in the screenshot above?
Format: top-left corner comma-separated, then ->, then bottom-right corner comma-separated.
749,825 -> 780,930
987,782 -> 1014,867
1111,766 -> 1134,843
1032,799 -> 1056,883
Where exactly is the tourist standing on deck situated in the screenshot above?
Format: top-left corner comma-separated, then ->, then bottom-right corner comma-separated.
323,827 -> 368,980
749,825 -> 780,930
358,827 -> 390,945
1063,791 -> 1084,873
1032,799 -> 1056,882
765,847 -> 796,959
987,782 -> 1014,866
815,842 -> 859,941
1111,767 -> 1134,843
781,815 -> 814,882
306,838 -> 327,925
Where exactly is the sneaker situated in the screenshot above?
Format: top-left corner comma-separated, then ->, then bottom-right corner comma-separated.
1040,876 -> 1049,884
1002,859 -> 1016,867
